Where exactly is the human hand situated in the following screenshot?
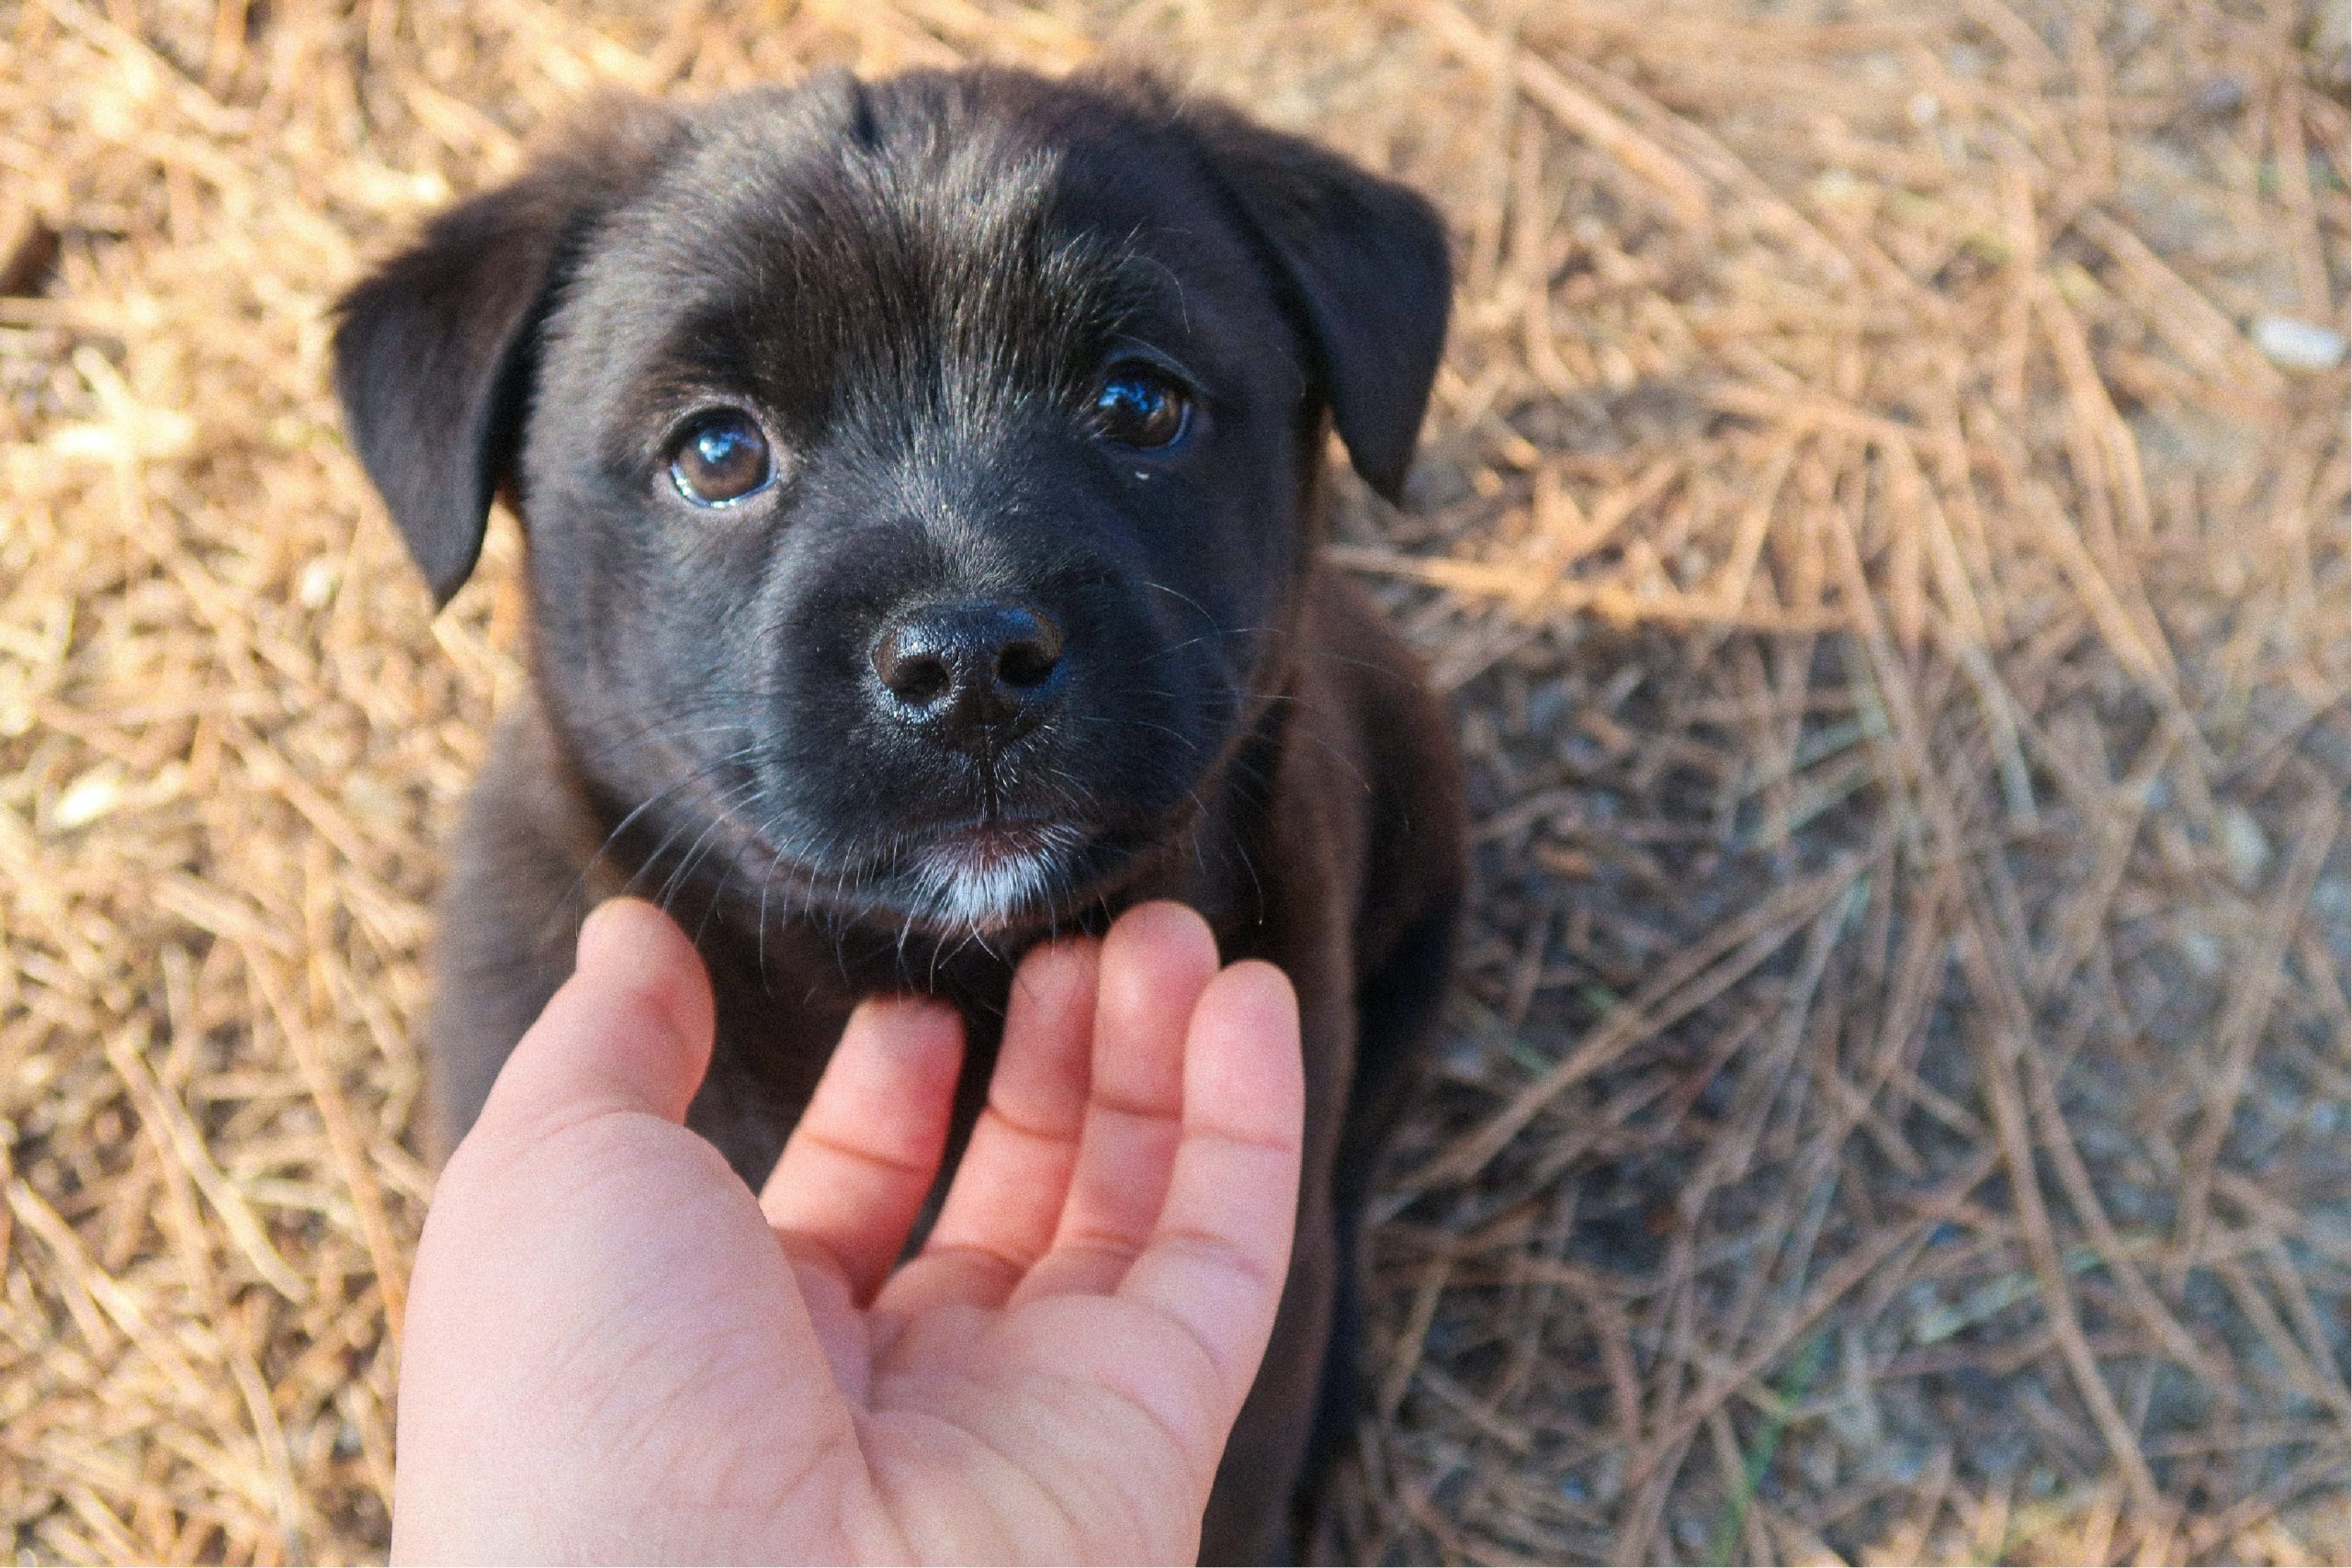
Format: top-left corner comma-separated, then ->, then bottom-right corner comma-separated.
391,897 -> 1303,1565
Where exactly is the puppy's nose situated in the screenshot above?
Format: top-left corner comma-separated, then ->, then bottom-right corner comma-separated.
870,603 -> 1066,748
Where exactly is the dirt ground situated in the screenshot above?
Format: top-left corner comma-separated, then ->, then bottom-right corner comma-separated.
2,0 -> 2346,1562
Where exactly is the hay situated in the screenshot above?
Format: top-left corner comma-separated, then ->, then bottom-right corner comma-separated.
1,0 -> 2344,1562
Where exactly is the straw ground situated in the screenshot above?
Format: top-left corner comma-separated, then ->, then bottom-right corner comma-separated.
2,0 -> 2346,1562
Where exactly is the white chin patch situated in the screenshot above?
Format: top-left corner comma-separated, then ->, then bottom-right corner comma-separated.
913,822 -> 1082,931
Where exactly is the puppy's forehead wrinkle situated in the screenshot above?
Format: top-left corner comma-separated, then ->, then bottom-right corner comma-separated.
645,107 -> 1159,432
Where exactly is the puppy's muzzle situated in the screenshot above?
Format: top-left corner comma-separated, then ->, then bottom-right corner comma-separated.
869,601 -> 1067,754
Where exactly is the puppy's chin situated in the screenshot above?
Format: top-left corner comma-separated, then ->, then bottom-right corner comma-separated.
900,818 -> 1089,935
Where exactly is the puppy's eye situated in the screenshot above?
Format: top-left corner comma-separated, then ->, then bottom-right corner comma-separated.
669,411 -> 775,505
1091,364 -> 1193,451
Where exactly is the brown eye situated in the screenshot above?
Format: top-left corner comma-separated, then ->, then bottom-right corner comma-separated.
1092,365 -> 1193,450
669,411 -> 774,505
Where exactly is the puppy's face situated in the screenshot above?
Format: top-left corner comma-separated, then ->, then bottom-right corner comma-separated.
335,70 -> 1448,936
527,85 -> 1307,931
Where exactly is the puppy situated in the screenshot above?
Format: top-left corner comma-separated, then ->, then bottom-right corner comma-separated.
334,67 -> 1464,1562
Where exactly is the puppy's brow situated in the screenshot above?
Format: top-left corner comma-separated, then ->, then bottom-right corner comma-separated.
620,125 -> 1182,442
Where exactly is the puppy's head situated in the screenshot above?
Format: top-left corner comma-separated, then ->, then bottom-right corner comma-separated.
334,69 -> 1448,936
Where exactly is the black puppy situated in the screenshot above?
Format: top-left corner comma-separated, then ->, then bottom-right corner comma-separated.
334,66 -> 1463,1562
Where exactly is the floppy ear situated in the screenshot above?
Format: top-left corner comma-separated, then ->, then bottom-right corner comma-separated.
331,100 -> 683,606
1177,103 -> 1452,502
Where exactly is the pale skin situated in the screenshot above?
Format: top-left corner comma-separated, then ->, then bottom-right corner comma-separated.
392,897 -> 1305,1564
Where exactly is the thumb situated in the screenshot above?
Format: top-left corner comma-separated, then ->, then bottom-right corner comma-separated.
469,897 -> 718,1141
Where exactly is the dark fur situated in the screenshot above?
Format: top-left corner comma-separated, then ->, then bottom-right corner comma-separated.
334,67 -> 1463,1562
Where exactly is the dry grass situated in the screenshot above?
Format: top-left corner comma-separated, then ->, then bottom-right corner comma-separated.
1,0 -> 2345,1562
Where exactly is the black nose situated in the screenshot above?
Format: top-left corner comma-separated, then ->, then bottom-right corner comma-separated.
870,602 -> 1066,749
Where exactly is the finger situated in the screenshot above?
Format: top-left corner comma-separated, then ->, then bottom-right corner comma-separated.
759,994 -> 964,1303
1116,960 -> 1303,1414
878,936 -> 1100,1314
1013,902 -> 1220,1303
469,897 -> 717,1144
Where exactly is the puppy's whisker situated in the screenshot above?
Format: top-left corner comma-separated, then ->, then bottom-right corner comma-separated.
756,832 -> 781,993
553,687 -> 805,767
1135,624 -> 1273,666
1137,576 -> 1216,624
559,745 -> 763,919
611,744 -> 772,908
674,774 -> 770,937
1222,687 -> 1378,799
1070,711 -> 1202,755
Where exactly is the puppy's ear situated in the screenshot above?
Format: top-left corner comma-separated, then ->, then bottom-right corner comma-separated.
332,99 -> 684,606
1178,104 -> 1451,502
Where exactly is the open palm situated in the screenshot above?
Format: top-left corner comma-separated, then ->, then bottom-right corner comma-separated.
392,897 -> 1302,1565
